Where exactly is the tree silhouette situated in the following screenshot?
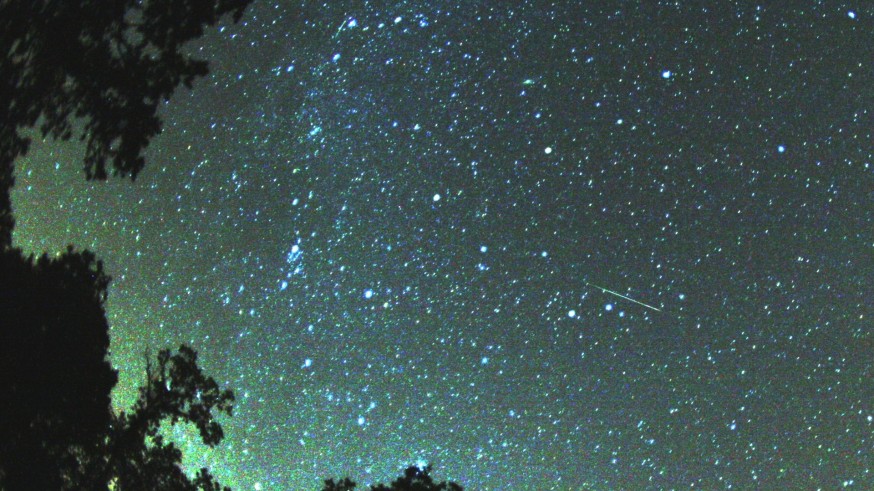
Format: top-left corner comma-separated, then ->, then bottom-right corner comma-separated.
94,345 -> 235,490
322,466 -> 463,491
1,0 -> 251,487
0,246 -> 117,489
0,244 -> 234,489
0,0 -> 252,246
322,477 -> 357,491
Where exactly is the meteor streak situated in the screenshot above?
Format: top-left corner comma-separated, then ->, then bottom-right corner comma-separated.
586,282 -> 661,312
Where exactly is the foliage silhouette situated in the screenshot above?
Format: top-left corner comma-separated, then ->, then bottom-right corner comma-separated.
0,245 -> 116,489
1,1 -> 250,486
322,465 -> 463,491
95,345 -> 235,490
322,477 -> 357,491
0,0 -> 252,246
0,243 -> 235,489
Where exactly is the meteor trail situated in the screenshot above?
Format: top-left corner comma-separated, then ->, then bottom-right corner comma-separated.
586,282 -> 662,312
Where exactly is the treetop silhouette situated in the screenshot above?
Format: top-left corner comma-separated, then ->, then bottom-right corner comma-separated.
0,245 -> 117,489
0,0 -> 252,246
1,0 -> 250,488
322,465 -> 463,491
0,245 -> 236,489
0,243 -> 235,489
95,345 -> 235,490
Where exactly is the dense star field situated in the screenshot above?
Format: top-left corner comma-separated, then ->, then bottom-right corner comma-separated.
10,2 -> 873,490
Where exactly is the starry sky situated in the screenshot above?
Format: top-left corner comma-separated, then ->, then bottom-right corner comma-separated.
10,1 -> 874,490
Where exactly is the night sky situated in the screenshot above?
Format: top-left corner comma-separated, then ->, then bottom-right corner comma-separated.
10,2 -> 874,490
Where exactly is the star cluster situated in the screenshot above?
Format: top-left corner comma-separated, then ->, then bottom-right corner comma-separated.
11,2 -> 873,490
